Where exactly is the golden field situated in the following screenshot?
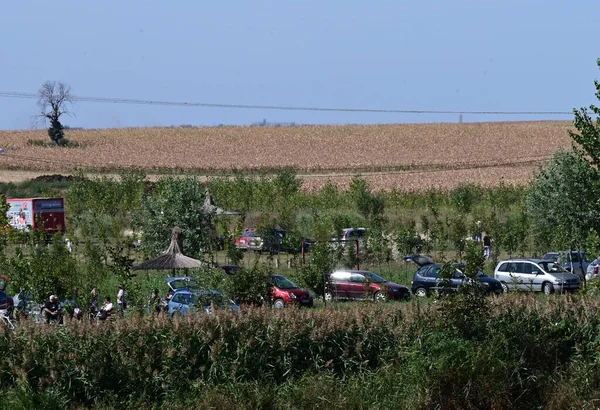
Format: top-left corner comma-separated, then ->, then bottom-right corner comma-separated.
0,121 -> 574,191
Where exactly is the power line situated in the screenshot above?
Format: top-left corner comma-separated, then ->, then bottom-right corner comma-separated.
0,91 -> 575,116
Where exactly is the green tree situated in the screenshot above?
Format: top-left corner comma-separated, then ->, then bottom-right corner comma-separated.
135,176 -> 213,258
37,81 -> 73,146
274,167 -> 302,228
570,59 -> 600,169
527,150 -> 600,252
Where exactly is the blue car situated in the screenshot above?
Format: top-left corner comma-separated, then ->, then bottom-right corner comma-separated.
167,289 -> 239,317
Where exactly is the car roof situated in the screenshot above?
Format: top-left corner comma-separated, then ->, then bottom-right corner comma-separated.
330,269 -> 377,274
499,258 -> 552,263
165,276 -> 197,283
172,289 -> 221,296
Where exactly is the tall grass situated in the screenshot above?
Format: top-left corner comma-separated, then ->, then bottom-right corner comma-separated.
3,296 -> 600,409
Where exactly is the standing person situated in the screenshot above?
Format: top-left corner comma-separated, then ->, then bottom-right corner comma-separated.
117,284 -> 126,316
89,288 -> 99,318
483,233 -> 491,260
44,295 -> 60,324
148,289 -> 161,315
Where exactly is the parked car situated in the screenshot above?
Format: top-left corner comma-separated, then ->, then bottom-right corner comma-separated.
270,274 -> 313,308
217,264 -> 240,275
248,228 -> 286,253
164,276 -> 199,303
494,259 -> 581,294
235,229 -> 257,250
404,254 -> 503,297
167,289 -> 239,317
542,251 -> 589,278
235,228 -> 286,253
324,270 -> 410,302
586,257 -> 600,281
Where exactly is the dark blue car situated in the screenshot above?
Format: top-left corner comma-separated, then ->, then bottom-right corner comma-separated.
404,254 -> 503,297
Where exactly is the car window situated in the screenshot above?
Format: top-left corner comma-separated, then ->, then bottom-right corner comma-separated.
272,275 -> 298,289
498,262 -> 510,271
542,253 -> 558,261
170,279 -> 198,290
350,273 -> 366,283
569,252 -> 587,263
427,267 -> 441,278
330,272 -> 351,282
508,262 -> 526,274
539,261 -> 567,273
362,271 -> 386,283
171,294 -> 182,304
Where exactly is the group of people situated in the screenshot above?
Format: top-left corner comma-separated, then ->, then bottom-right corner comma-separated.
89,284 -> 127,321
43,284 -> 167,322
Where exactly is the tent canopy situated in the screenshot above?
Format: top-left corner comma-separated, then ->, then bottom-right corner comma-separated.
132,227 -> 203,271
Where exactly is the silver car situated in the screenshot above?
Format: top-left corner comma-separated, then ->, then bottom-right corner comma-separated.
494,259 -> 580,294
586,257 -> 600,281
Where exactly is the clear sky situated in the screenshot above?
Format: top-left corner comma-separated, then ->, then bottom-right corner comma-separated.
1,0 -> 599,129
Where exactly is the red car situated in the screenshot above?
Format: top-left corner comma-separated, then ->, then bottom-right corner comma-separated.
235,229 -> 257,250
271,275 -> 313,308
325,270 -> 410,302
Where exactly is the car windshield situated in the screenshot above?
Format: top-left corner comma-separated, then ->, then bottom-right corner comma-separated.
190,292 -> 230,308
362,271 -> 386,283
539,261 -> 567,273
170,279 -> 198,290
272,275 -> 298,289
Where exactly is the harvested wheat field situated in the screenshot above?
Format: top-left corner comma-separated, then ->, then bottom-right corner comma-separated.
0,121 -> 574,191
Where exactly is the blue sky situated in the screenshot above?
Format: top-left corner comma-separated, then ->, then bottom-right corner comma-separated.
1,0 -> 599,129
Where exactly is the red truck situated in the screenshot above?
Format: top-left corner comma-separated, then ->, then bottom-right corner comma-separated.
6,197 -> 66,232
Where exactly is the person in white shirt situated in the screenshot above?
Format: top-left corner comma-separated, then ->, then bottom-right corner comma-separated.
99,296 -> 113,321
117,284 -> 126,316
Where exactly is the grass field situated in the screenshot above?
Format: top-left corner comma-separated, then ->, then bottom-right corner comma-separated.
0,121 -> 574,190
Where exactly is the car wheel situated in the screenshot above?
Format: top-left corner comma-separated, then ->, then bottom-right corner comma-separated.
501,283 -> 509,294
374,291 -> 387,303
324,292 -> 333,303
273,298 -> 285,309
543,282 -> 554,295
414,287 -> 427,298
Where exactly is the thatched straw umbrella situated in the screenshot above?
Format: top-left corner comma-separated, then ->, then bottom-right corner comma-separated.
132,227 -> 203,274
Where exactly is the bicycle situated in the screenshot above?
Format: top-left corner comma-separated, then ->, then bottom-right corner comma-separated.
0,309 -> 17,330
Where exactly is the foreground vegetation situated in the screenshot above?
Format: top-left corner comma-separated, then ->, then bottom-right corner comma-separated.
3,296 -> 600,409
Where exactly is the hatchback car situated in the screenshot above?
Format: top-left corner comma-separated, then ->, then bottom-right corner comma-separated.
271,274 -> 313,308
325,270 -> 410,302
542,251 -> 589,278
164,276 -> 199,303
494,259 -> 581,294
167,289 -> 239,317
404,255 -> 503,297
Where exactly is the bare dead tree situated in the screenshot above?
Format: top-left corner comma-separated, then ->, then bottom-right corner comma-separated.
37,81 -> 74,145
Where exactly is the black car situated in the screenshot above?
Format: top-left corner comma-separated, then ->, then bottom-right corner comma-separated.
404,254 -> 503,297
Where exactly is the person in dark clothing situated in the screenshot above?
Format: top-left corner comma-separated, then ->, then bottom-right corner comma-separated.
44,295 -> 60,324
483,234 -> 491,259
148,289 -> 162,315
